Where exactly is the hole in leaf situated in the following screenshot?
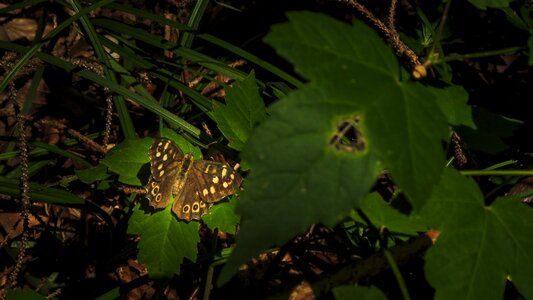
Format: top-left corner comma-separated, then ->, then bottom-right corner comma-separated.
330,115 -> 367,152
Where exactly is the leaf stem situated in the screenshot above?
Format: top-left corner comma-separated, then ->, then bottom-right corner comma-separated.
435,46 -> 525,63
460,170 -> 533,176
481,160 -> 518,171
384,249 -> 412,300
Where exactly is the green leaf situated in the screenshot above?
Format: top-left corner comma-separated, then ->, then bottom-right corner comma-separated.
218,86 -> 381,284
202,197 -> 240,235
220,12 -> 449,284
264,12 -> 448,208
211,72 -> 267,151
333,285 -> 388,300
128,204 -> 200,278
351,193 -> 427,236
431,85 -> 476,129
469,0 -> 512,10
75,164 -> 109,184
101,133 -> 201,186
421,169 -> 533,299
101,138 -> 152,186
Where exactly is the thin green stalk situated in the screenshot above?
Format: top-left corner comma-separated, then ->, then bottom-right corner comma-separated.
426,0 -> 451,65
384,249 -> 412,300
460,170 -> 533,176
436,46 -> 525,63
482,160 -> 518,171
204,257 -> 228,300
445,156 -> 455,167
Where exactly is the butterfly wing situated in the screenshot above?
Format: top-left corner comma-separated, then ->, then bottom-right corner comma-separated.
146,138 -> 184,209
172,160 -> 242,221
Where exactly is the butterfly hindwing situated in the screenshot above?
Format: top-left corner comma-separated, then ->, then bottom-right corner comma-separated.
146,173 -> 178,209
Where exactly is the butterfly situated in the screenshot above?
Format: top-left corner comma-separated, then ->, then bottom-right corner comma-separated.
145,138 -> 242,221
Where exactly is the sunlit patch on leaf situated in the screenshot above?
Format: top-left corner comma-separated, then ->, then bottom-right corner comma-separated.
330,114 -> 367,153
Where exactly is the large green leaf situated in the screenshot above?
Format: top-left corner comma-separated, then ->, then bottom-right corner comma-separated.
263,12 -> 449,210
219,12 -> 450,283
211,72 -> 267,151
128,204 -> 200,278
421,169 -> 533,299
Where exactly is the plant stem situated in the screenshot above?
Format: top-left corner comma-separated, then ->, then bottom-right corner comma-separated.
436,46 -> 525,63
384,249 -> 412,300
460,170 -> 533,176
482,160 -> 518,171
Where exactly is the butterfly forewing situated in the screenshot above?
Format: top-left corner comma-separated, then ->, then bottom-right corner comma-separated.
191,160 -> 242,203
146,139 -> 184,209
172,160 -> 242,220
148,139 -> 184,181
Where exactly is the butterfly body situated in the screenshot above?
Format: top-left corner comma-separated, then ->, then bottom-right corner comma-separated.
146,138 -> 242,221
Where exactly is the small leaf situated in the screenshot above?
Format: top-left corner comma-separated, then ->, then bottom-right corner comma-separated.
333,285 -> 388,300
128,204 -> 200,278
101,138 -> 152,186
421,169 -> 533,299
211,72 -> 267,151
203,197 -> 240,234
75,164 -> 109,184
351,193 -> 427,236
430,85 -> 476,129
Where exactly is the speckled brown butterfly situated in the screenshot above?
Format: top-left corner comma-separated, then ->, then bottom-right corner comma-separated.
145,138 -> 242,221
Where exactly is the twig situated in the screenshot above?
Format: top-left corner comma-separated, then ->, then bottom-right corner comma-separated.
387,0 -> 398,29
281,233 -> 433,298
337,0 -> 422,76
